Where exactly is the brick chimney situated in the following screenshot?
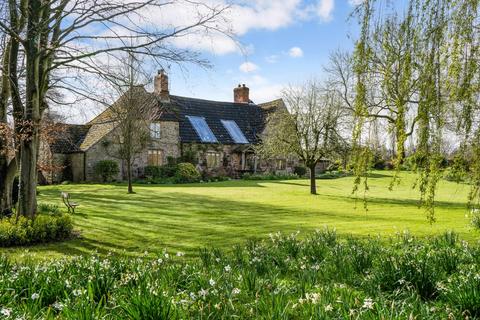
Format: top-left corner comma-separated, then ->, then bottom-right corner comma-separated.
154,69 -> 170,102
234,84 -> 249,103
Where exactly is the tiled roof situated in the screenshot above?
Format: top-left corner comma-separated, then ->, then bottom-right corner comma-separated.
49,124 -> 91,153
168,95 -> 271,144
50,87 -> 283,153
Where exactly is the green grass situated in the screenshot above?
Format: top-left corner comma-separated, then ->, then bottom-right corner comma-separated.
2,171 -> 478,259
2,230 -> 480,319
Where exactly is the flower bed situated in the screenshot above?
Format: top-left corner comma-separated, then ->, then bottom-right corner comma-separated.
0,229 -> 479,318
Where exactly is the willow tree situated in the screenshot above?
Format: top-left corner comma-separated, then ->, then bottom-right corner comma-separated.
352,0 -> 480,221
0,0 -> 228,217
259,81 -> 348,195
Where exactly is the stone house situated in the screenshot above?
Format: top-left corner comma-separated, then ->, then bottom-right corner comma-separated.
42,71 -> 298,183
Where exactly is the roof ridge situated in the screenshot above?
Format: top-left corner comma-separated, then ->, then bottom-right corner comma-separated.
170,95 -> 258,106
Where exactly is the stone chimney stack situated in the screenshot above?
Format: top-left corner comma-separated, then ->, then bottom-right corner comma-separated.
154,69 -> 170,102
234,84 -> 250,103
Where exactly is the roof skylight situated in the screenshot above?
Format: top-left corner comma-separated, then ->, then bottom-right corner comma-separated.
186,116 -> 218,143
221,120 -> 249,144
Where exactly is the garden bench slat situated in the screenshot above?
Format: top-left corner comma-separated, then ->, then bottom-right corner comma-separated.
61,192 -> 79,214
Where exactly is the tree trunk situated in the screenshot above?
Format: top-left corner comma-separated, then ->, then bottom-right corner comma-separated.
17,134 -> 39,218
127,159 -> 133,194
17,0 -> 42,218
0,159 -> 17,215
309,164 -> 317,195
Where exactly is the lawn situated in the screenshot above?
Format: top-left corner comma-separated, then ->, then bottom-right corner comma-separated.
2,171 -> 478,259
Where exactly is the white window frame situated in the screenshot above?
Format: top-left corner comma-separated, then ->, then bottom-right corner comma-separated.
150,122 -> 161,139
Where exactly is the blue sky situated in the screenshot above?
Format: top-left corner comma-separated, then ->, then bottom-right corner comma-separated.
163,0 -> 361,104
61,0 -> 363,123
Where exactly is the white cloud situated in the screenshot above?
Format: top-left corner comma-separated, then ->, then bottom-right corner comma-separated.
96,0 -> 336,56
317,0 -> 334,22
134,0 -> 307,55
250,84 -> 285,103
239,62 -> 259,73
234,74 -> 285,103
288,47 -> 304,58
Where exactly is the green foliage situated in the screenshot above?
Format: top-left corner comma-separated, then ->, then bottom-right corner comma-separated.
470,209 -> 480,230
1,230 -> 480,318
326,160 -> 342,171
242,173 -> 299,180
94,160 -> 119,182
0,214 -> 74,247
144,164 -> 178,179
37,203 -> 61,215
352,0 -> 480,222
177,149 -> 198,165
174,163 -> 200,183
443,168 -> 468,183
293,166 -> 307,176
316,171 -> 350,180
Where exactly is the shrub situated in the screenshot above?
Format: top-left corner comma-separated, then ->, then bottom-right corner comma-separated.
37,203 -> 61,215
0,214 -> 74,247
316,171 -> 350,179
94,160 -> 119,182
293,166 -> 307,176
326,160 -> 341,171
177,149 -> 198,165
174,163 -> 200,183
144,165 -> 162,178
443,167 -> 468,183
471,209 -> 480,230
242,173 -> 299,180
145,164 -> 179,179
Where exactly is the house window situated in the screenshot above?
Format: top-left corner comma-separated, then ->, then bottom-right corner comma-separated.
148,150 -> 164,166
221,120 -> 249,144
150,122 -> 161,139
206,151 -> 222,168
186,116 -> 218,143
276,159 -> 286,170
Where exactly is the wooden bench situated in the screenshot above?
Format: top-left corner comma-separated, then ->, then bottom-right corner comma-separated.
61,192 -> 79,214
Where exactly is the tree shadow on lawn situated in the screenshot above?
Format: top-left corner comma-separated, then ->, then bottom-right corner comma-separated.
32,186 -> 468,258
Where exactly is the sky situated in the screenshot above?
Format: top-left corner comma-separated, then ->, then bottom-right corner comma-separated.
167,0 -> 361,104
62,0 -> 364,123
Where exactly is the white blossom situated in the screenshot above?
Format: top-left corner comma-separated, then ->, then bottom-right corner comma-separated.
52,302 -> 64,310
362,298 -> 374,310
1,308 -> 12,317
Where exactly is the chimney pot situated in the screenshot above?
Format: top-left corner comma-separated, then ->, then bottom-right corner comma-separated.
234,84 -> 249,103
154,69 -> 170,102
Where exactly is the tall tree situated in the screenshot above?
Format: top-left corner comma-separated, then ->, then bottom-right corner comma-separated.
352,0 -> 480,221
0,0 -> 229,217
259,81 -> 348,195
101,54 -> 155,194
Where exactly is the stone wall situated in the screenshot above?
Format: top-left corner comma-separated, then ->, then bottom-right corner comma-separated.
181,143 -> 298,178
70,153 -> 85,182
84,121 -> 180,181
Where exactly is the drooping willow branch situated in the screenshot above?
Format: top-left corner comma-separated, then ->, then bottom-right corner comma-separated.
352,0 -> 480,222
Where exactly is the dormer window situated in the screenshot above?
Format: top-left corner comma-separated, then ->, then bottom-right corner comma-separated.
150,122 -> 161,139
